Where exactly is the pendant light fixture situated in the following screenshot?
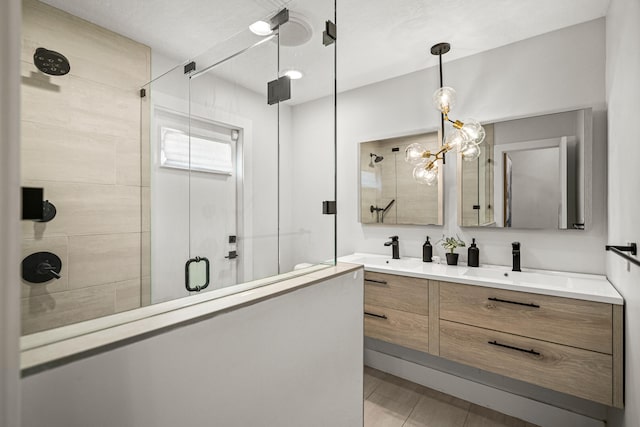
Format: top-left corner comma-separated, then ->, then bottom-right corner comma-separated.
405,43 -> 485,185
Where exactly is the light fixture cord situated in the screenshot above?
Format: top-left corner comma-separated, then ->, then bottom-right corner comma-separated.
439,52 -> 446,165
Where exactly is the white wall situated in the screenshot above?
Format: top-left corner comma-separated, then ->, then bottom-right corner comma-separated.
21,271 -> 364,427
0,0 -> 21,424
605,0 -> 640,425
293,18 -> 607,274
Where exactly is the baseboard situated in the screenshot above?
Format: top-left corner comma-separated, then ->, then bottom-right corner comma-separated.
365,349 -> 605,427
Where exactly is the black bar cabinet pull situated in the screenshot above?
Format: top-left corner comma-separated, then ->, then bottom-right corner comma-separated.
488,297 -> 540,308
606,243 -> 640,268
488,340 -> 540,356
365,278 -> 388,285
364,312 -> 388,320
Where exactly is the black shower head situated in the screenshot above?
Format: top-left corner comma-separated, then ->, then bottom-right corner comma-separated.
33,48 -> 70,76
370,153 -> 383,162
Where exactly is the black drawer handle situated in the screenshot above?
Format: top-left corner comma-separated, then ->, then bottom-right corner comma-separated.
364,311 -> 388,320
365,278 -> 388,285
488,297 -> 540,308
488,340 -> 540,356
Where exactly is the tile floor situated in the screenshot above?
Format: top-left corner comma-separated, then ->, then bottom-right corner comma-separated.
364,367 -> 540,427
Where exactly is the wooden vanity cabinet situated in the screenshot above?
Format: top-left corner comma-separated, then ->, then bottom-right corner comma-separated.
363,271 -> 429,353
363,272 -> 624,408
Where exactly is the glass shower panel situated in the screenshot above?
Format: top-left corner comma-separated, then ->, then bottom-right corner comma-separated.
279,0 -> 337,272
144,63 -> 192,304
187,28 -> 279,291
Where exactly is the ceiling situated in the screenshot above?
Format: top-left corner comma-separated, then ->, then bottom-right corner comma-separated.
40,0 -> 610,103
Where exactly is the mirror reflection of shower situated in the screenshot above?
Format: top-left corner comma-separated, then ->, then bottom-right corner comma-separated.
370,199 -> 395,223
368,153 -> 384,168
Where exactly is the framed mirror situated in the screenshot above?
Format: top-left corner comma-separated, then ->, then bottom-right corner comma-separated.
360,131 -> 443,225
458,108 -> 592,230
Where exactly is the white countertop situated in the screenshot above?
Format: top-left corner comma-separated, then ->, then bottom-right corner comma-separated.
339,253 -> 623,305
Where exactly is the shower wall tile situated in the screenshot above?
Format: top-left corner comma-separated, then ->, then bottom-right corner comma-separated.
22,0 -> 150,89
116,137 -> 141,186
21,65 -> 140,141
21,121 -> 117,185
21,236 -> 69,298
21,283 -> 116,335
140,276 -> 151,307
140,92 -> 151,187
141,231 -> 151,277
68,233 -> 141,289
142,187 -> 151,232
115,279 -> 142,313
21,0 -> 151,335
21,181 -> 141,238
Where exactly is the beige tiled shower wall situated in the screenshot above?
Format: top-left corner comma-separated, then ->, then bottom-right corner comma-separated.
20,0 -> 151,335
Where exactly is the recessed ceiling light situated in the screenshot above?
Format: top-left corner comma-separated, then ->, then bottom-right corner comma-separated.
284,69 -> 303,80
249,21 -> 273,36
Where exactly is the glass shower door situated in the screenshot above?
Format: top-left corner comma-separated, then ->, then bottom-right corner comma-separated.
186,26 -> 279,292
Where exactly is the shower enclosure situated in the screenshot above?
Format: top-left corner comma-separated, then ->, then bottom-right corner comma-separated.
141,1 -> 337,304
19,0 -> 336,336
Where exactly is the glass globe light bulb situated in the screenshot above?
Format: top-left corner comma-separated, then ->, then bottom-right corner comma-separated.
405,142 -> 427,164
445,129 -> 469,151
460,119 -> 486,145
432,87 -> 456,114
461,143 -> 481,162
413,164 -> 438,186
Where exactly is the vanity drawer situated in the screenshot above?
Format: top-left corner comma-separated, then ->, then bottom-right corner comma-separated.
364,304 -> 428,353
440,282 -> 612,353
364,271 -> 429,315
440,320 -> 613,405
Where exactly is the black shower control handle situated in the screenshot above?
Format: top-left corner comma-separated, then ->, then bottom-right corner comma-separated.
37,262 -> 61,279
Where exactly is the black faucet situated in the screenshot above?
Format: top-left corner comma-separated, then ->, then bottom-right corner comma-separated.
512,241 -> 521,272
384,236 -> 400,259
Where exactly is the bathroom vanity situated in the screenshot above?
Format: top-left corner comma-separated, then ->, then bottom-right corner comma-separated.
340,253 -> 624,408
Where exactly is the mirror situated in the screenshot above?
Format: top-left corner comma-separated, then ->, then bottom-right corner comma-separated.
360,131 -> 443,225
458,108 -> 591,230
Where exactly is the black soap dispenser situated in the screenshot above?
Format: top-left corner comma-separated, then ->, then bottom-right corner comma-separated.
468,238 -> 479,267
423,236 -> 433,263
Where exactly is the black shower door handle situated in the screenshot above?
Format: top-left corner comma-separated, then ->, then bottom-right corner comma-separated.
185,256 -> 210,292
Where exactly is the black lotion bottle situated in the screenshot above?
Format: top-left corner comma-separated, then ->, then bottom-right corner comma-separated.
468,238 -> 479,267
422,236 -> 432,262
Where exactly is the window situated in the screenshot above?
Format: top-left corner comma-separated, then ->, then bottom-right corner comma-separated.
160,126 -> 233,175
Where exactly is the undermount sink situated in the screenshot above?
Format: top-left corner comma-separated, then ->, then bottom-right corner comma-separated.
347,255 -> 423,270
463,268 -> 570,287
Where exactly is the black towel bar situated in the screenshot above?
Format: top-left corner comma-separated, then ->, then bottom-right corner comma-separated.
606,243 -> 640,267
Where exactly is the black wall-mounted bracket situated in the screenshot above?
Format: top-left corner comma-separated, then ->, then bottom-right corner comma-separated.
225,250 -> 238,260
606,243 -> 640,268
184,61 -> 196,75
606,243 -> 637,255
270,8 -> 289,30
323,20 -> 336,46
323,201 -> 337,215
185,256 -> 210,292
139,88 -> 146,98
267,76 -> 291,105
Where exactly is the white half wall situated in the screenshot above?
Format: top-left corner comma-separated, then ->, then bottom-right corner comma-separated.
605,0 -> 640,425
293,18 -> 607,274
21,271 -> 364,427
0,0 -> 22,425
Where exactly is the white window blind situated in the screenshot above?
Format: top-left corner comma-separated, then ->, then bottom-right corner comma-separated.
160,127 -> 233,174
